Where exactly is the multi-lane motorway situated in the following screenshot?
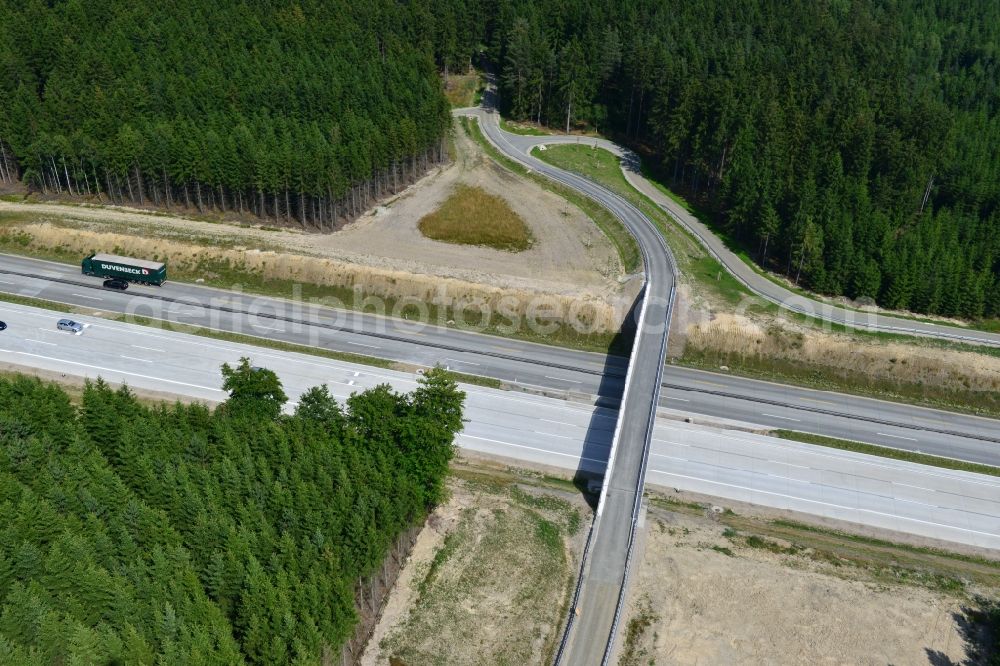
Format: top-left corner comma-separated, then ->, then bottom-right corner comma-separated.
2,299 -> 998,557
4,255 -> 999,463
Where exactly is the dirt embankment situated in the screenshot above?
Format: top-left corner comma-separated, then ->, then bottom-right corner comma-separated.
619,501 -> 998,665
361,465 -> 588,665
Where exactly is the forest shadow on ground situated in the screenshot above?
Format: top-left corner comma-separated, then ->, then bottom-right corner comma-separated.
924,596 -> 999,665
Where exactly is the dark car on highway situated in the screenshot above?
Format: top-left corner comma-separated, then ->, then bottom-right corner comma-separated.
103,278 -> 129,291
0,321 -> 6,331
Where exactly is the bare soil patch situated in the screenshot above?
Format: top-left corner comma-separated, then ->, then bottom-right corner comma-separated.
619,498 -> 1000,666
361,464 -> 588,666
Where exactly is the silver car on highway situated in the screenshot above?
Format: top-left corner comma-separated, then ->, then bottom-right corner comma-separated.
56,318 -> 83,333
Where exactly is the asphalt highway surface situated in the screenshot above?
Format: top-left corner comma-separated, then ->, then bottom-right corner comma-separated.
5,100 -> 1000,661
1,300 -> 997,558
5,254 -> 996,463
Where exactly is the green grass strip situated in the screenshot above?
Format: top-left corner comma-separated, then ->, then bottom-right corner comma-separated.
773,429 -> 1000,478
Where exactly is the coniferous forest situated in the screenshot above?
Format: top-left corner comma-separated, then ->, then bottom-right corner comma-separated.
0,364 -> 464,664
0,0 -> 451,228
454,0 -> 1000,319
0,0 -> 998,318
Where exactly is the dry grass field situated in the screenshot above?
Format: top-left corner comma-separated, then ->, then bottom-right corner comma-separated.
362,464 -> 586,666
619,495 -> 1000,665
443,72 -> 481,108
682,312 -> 1000,415
418,184 -> 532,251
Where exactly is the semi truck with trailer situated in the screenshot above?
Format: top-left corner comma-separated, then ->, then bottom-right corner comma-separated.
81,253 -> 167,285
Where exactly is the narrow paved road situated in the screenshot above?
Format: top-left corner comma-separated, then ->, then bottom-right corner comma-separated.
468,113 -> 1000,348
457,104 -> 676,663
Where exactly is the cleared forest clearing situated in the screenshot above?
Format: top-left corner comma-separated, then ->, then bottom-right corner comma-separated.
362,464 -> 585,666
0,119 -> 635,349
619,494 -> 1000,665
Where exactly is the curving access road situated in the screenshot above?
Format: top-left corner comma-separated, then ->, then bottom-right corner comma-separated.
465,111 -> 1000,349
457,104 -> 677,664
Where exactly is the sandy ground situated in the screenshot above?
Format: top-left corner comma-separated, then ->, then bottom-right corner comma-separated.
0,119 -> 624,302
324,123 -> 621,293
361,467 -> 588,665
620,507 -> 988,665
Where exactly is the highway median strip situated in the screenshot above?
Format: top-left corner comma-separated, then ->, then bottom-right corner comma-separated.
772,429 -> 1000,478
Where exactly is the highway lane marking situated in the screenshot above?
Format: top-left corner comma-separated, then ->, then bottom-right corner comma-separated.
535,431 -> 573,439
665,396 -> 689,402
0,279 -> 12,284
252,324 -> 282,331
652,438 -> 689,447
646,469 -> 1000,539
72,293 -> 103,301
768,460 -> 810,469
132,345 -> 165,353
461,434 -> 606,465
894,497 -> 938,508
541,418 -> 579,427
0,349 -> 225,394
651,453 -> 688,462
894,482 -> 935,492
545,375 -> 582,383
120,355 -> 153,363
766,473 -> 808,483
877,432 -> 918,442
25,338 -> 56,346
346,341 -> 379,349
761,413 -> 801,422
444,357 -> 479,365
